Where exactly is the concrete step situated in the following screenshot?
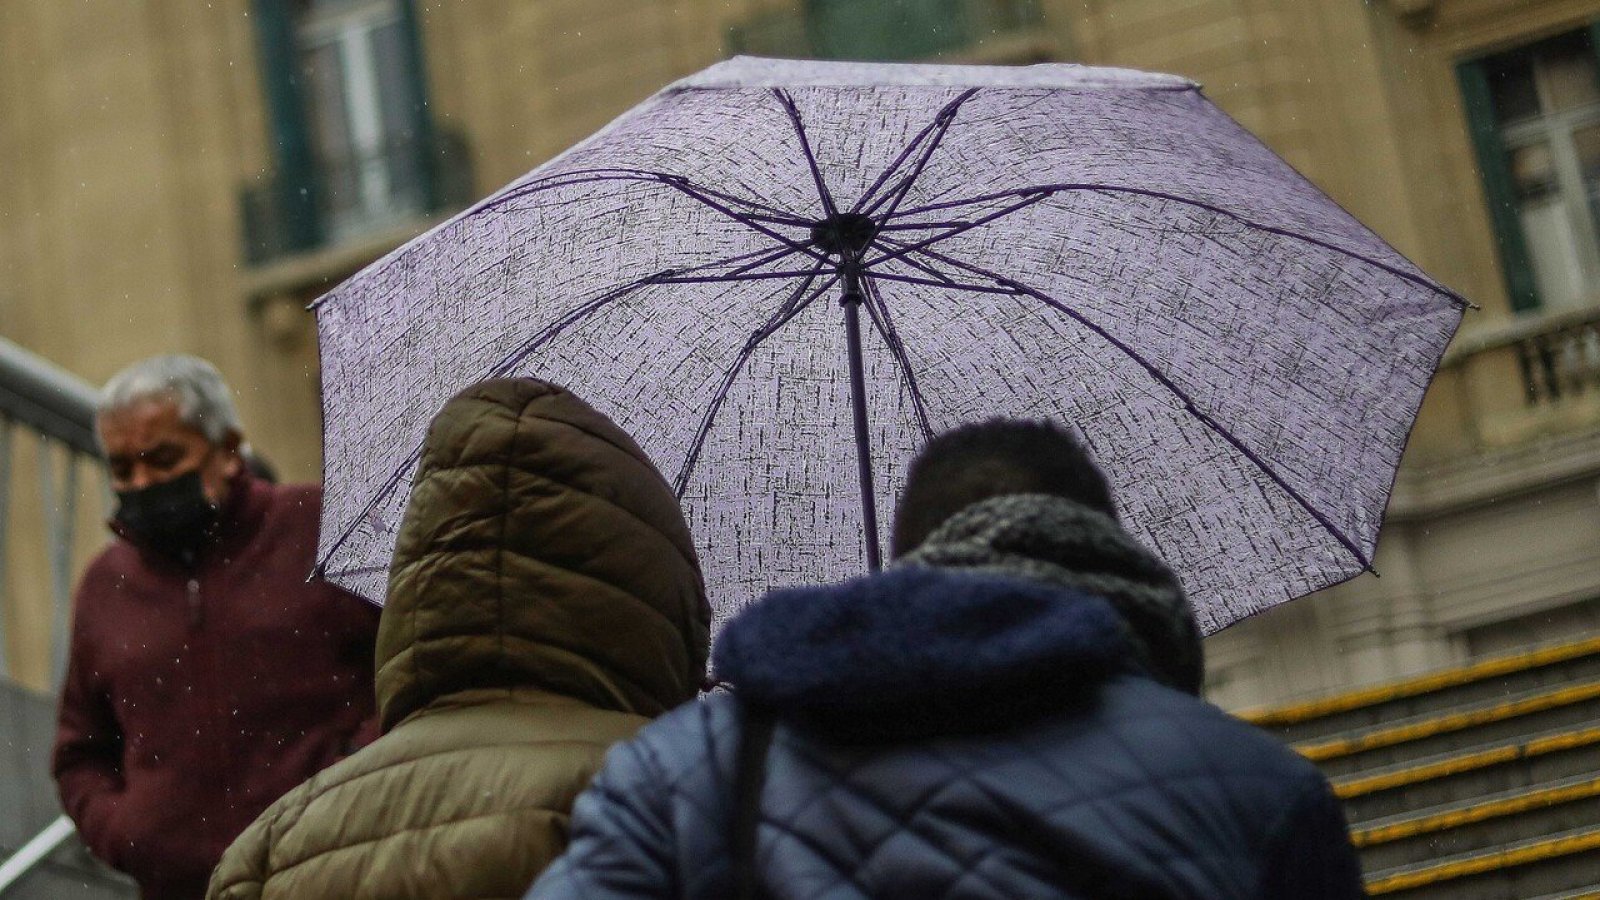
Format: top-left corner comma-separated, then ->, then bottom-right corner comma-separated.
1302,678 -> 1600,778
1364,823 -> 1600,899
1353,772 -> 1600,871
1336,723 -> 1600,824
1240,636 -> 1600,745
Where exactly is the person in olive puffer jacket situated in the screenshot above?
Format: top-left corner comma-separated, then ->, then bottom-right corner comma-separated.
207,377 -> 712,900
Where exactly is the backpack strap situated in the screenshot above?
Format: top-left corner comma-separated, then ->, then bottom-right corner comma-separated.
732,707 -> 777,900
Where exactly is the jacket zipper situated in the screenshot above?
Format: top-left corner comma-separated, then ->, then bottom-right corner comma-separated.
187,578 -> 204,628
187,573 -> 231,831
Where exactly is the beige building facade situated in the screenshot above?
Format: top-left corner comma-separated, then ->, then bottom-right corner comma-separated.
2,0 -> 1598,706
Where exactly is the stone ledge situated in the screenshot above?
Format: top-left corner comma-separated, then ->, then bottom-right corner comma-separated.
1389,428 -> 1600,521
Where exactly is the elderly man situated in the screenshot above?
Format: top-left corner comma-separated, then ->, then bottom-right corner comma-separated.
52,355 -> 381,900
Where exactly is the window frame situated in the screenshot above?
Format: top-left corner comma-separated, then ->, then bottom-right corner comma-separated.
1457,23 -> 1600,314
249,0 -> 436,253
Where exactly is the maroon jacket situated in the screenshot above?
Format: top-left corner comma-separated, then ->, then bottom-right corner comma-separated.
53,474 -> 381,900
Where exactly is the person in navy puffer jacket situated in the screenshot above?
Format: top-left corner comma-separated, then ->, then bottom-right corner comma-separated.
527,419 -> 1366,899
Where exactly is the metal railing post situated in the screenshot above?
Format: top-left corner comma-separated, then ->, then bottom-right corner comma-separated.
0,417 -> 12,675
35,440 -> 79,688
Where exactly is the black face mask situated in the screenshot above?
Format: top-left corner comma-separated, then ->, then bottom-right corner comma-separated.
114,469 -> 221,563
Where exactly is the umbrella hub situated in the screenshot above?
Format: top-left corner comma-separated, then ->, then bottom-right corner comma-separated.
810,212 -> 877,259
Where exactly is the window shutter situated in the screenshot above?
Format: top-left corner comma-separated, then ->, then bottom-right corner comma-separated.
396,0 -> 440,213
807,0 -> 970,62
250,0 -> 321,251
1456,59 -> 1540,312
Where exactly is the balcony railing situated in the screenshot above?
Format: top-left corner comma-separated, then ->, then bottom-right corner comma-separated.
1513,313 -> 1600,406
728,0 -> 1046,62
1412,306 -> 1600,461
240,125 -> 474,266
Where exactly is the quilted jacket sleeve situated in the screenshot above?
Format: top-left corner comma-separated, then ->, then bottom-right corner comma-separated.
205,779 -> 301,900
525,731 -> 680,899
205,809 -> 270,900
1257,774 -> 1367,899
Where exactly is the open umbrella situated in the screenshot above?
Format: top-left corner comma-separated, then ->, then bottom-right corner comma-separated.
312,57 -> 1466,634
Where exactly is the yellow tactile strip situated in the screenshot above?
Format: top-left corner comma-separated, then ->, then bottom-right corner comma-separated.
1365,826 -> 1600,894
1298,681 -> 1600,763
1333,726 -> 1600,800
1353,776 -> 1600,848
1238,636 -> 1600,728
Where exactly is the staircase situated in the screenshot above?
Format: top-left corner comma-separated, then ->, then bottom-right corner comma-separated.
1240,637 -> 1600,899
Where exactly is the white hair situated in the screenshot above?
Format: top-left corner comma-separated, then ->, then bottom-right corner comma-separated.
98,355 -> 243,444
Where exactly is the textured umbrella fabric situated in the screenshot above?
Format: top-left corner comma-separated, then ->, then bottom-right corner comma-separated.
314,57 -> 1465,634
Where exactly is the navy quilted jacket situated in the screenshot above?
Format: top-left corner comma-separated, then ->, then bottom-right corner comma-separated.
529,568 -> 1364,899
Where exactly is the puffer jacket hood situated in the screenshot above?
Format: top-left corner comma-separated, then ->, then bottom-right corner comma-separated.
377,378 -> 711,730
714,568 -> 1132,739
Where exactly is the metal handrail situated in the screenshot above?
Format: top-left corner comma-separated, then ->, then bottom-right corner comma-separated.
0,338 -> 100,456
0,816 -> 75,896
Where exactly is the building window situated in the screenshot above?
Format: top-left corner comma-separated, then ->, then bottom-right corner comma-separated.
728,0 -> 1044,63
1461,28 -> 1600,314
297,0 -> 428,240
246,0 -> 458,262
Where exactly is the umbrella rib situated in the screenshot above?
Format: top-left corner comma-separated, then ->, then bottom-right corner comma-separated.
853,88 -> 979,218
848,103 -> 952,217
321,563 -> 391,579
659,269 -> 827,284
725,244 -> 809,277
772,88 -> 840,219
673,264 -> 839,497
890,246 -> 1375,572
886,183 -> 1471,308
664,178 -> 817,228
849,101 -> 957,218
672,244 -> 807,279
864,235 -> 1011,291
863,192 -> 1053,270
316,268 -> 684,574
859,275 -> 935,442
870,236 -> 971,287
659,176 -> 832,265
476,170 -> 664,214
865,269 -> 1021,295
314,173 -> 814,315
481,167 -> 811,225
861,88 -> 980,221
875,220 -> 976,231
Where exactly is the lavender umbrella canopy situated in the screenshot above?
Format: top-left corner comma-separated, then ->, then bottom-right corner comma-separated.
312,56 -> 1465,635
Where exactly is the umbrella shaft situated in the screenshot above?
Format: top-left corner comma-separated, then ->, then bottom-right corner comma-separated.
841,287 -> 882,572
